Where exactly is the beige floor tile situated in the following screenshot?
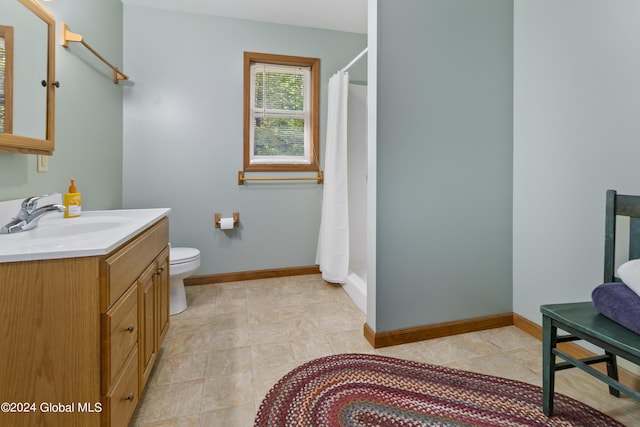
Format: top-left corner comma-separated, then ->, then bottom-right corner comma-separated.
207,347 -> 253,377
210,312 -> 250,332
249,320 -> 292,345
161,329 -> 211,357
214,298 -> 247,315
283,316 -> 323,339
135,379 -> 204,422
444,349 -> 541,385
186,284 -> 219,307
163,324 -> 251,357
130,414 -> 201,427
129,274 -> 637,426
245,292 -> 280,310
253,359 -> 302,406
251,340 -> 296,371
474,325 -> 541,351
247,304 -> 312,326
154,353 -> 209,386
171,302 -> 217,324
289,334 -> 335,361
214,288 -> 247,315
263,279 -> 304,295
199,405 -> 256,427
200,373 -> 254,412
380,334 -> 491,366
208,328 -> 252,351
326,329 -> 378,354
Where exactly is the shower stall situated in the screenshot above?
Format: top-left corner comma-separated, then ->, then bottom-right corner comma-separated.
343,83 -> 367,314
316,50 -> 368,315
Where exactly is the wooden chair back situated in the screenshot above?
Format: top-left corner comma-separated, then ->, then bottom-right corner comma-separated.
604,190 -> 640,282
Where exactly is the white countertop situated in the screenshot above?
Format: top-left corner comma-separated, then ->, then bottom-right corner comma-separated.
0,208 -> 170,263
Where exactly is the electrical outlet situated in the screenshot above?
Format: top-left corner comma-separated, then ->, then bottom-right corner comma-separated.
37,155 -> 49,173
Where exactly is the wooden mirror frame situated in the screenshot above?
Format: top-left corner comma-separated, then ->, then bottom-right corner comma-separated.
0,0 -> 55,155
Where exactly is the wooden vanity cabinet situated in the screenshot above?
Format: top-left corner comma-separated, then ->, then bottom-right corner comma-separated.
101,217 -> 170,427
157,249 -> 170,347
138,246 -> 169,394
0,216 -> 169,427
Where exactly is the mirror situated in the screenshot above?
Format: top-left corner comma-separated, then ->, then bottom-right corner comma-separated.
0,25 -> 14,134
0,0 -> 55,155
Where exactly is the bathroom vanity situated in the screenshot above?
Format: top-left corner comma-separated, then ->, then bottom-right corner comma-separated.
0,209 -> 170,427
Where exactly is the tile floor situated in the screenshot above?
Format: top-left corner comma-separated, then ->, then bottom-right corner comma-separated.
129,274 -> 640,426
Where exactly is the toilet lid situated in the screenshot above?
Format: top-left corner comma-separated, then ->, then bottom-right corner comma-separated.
170,247 -> 200,264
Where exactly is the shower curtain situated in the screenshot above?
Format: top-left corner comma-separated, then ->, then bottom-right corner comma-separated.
316,70 -> 349,283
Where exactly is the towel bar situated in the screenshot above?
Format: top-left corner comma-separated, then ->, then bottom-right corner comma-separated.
238,171 -> 323,185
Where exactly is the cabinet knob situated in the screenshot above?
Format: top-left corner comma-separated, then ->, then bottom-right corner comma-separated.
157,266 -> 165,274
125,324 -> 135,333
124,393 -> 135,401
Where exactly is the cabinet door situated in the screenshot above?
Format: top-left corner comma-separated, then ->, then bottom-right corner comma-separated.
156,247 -> 170,346
138,263 -> 157,393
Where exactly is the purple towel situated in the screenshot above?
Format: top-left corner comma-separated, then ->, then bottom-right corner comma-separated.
592,282 -> 640,335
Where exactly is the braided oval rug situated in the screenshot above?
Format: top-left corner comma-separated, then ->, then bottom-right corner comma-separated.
254,353 -> 623,427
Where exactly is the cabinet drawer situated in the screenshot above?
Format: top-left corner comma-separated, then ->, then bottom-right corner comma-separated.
101,217 -> 169,310
103,347 -> 139,427
101,284 -> 138,394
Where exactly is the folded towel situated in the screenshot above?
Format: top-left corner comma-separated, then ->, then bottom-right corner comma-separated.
592,282 -> 640,335
617,259 -> 640,297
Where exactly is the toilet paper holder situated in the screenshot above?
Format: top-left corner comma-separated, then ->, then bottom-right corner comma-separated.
214,212 -> 240,229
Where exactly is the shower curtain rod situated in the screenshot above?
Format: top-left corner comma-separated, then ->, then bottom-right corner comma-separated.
341,47 -> 368,73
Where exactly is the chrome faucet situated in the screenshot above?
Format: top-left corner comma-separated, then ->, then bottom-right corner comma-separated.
0,195 -> 66,234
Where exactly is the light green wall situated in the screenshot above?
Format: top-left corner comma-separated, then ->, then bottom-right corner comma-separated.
0,0 -> 123,209
122,5 -> 367,275
6,0 -> 637,349
4,0 -> 634,344
375,0 -> 514,332
513,0 -> 640,324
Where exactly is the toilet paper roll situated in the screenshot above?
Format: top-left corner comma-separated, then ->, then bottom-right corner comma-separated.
220,217 -> 235,230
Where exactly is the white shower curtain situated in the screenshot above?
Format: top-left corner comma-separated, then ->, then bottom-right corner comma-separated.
316,70 -> 350,283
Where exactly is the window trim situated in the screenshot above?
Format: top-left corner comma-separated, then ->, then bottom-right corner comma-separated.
243,52 -> 320,172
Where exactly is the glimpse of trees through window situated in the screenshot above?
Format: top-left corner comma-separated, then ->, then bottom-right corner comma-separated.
254,118 -> 305,156
253,69 -> 305,157
244,52 -> 319,172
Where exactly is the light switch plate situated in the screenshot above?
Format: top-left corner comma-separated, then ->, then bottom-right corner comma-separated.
37,155 -> 48,173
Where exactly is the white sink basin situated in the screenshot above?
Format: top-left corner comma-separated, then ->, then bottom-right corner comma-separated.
0,209 -> 170,263
14,214 -> 131,240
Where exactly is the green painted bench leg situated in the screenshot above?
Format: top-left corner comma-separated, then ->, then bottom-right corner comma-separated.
542,315 -> 557,417
605,350 -> 620,397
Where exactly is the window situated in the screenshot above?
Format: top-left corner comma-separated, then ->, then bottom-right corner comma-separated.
244,52 -> 320,171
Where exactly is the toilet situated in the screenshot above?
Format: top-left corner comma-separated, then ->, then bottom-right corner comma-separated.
169,247 -> 200,315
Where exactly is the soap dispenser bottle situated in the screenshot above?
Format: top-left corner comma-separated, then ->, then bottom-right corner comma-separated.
64,178 -> 82,218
